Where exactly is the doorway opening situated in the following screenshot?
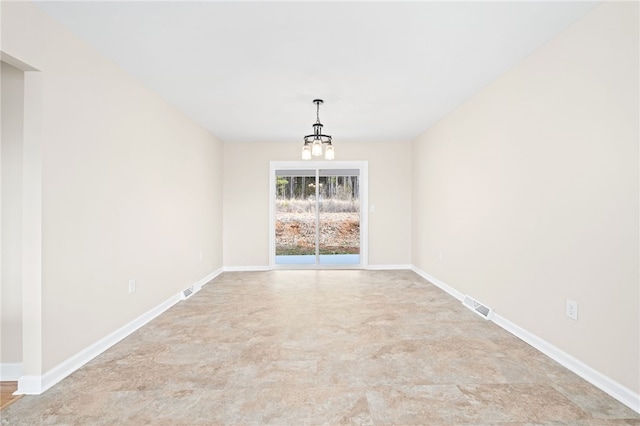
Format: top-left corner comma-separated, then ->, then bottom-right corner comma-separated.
1,60 -> 25,382
1,51 -> 43,393
269,161 -> 368,269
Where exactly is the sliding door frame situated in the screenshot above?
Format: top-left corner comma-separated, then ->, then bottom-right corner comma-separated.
269,160 -> 368,270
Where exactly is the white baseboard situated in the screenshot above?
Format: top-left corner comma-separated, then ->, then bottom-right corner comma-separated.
365,264 -> 412,270
223,265 -> 271,272
194,267 -> 224,290
410,266 -> 640,414
223,265 -> 411,272
32,293 -> 183,395
410,265 -> 465,301
16,269 -> 223,395
16,375 -> 41,394
492,313 -> 640,414
223,265 -> 413,272
181,268 -> 224,299
0,362 -> 23,381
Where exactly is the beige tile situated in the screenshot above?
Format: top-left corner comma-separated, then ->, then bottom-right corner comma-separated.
2,270 -> 637,425
552,380 -> 640,420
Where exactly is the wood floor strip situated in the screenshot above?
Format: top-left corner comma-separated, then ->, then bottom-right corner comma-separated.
0,381 -> 21,411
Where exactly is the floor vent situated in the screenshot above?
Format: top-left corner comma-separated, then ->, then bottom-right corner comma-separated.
181,286 -> 195,300
462,295 -> 493,320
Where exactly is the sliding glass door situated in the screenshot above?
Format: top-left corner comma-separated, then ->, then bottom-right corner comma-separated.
317,171 -> 360,265
271,162 -> 367,268
274,169 -> 318,265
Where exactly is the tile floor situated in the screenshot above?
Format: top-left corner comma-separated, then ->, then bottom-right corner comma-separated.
2,270 -> 639,425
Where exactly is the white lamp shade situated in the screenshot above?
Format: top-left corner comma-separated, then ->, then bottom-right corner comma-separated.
324,144 -> 334,160
311,140 -> 323,156
302,144 -> 312,160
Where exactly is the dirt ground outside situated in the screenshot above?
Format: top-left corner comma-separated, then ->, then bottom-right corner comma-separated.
275,212 -> 360,255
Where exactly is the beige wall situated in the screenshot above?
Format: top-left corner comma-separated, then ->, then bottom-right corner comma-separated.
2,2 -> 223,372
223,141 -> 411,268
1,61 -> 24,365
412,1 -> 639,393
2,0 -> 636,400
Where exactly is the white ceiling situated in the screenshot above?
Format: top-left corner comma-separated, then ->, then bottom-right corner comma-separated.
35,1 -> 599,144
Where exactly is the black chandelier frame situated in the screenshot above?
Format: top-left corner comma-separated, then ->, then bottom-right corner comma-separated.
303,99 -> 333,148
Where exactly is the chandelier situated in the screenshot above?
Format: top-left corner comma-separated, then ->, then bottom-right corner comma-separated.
302,99 -> 334,160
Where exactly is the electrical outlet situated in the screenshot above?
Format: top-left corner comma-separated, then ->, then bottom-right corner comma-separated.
566,299 -> 578,320
129,279 -> 136,294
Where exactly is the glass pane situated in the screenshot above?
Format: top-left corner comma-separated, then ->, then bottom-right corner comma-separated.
275,174 -> 317,265
318,171 -> 360,265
